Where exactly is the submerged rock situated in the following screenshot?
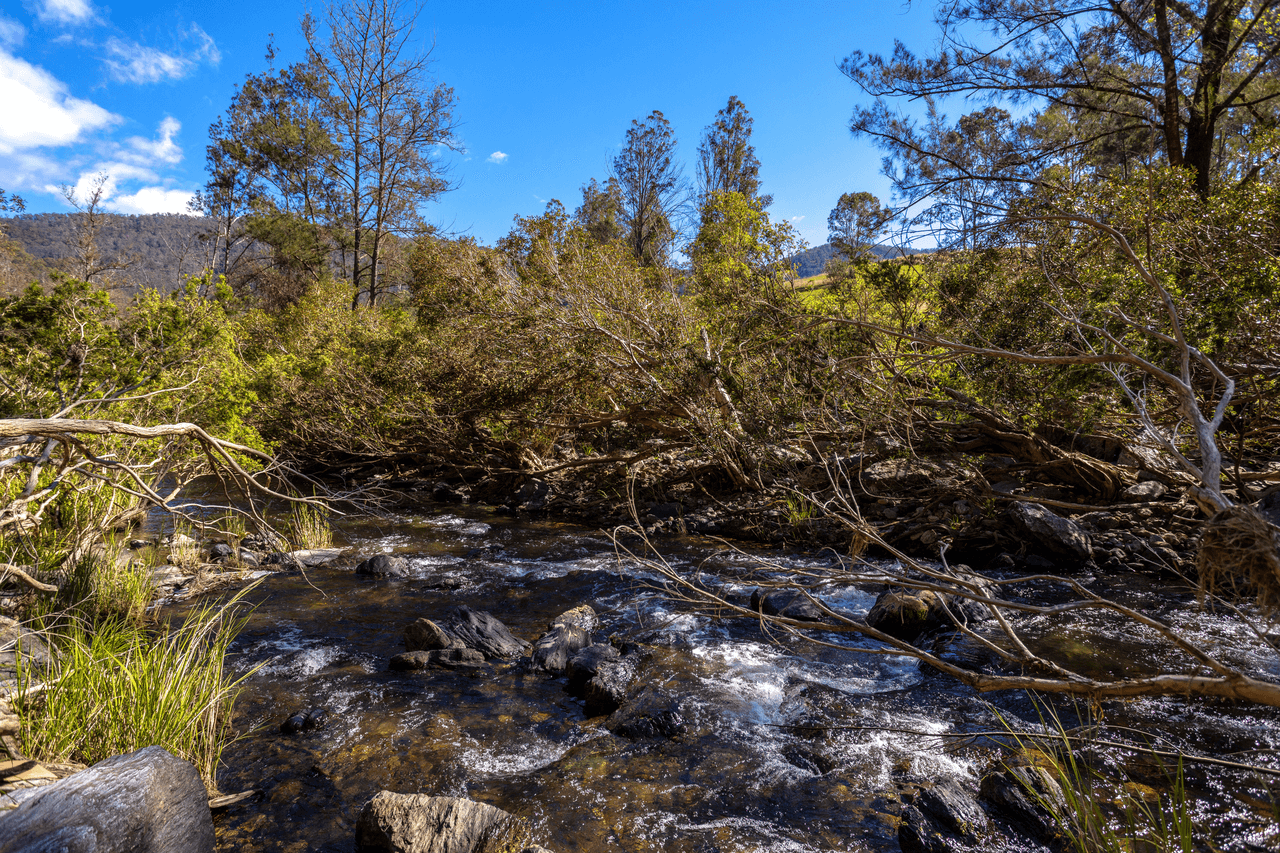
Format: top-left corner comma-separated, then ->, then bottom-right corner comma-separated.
281,707 -> 329,734
606,685 -> 686,740
583,656 -> 638,717
356,554 -> 411,577
0,746 -> 214,853
355,791 -> 541,853
389,648 -> 485,671
750,588 -> 826,622
565,643 -> 620,696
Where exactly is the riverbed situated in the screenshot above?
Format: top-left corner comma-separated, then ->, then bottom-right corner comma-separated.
189,503 -> 1280,852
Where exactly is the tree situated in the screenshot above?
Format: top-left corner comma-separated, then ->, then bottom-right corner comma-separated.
611,110 -> 685,268
58,175 -> 138,286
843,0 -> 1280,200
303,0 -> 459,308
827,191 -> 892,262
695,96 -> 770,211
574,177 -> 625,245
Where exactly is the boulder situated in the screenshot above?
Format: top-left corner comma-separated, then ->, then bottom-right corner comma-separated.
548,604 -> 597,633
0,746 -> 213,853
899,778 -> 993,853
531,625 -> 591,674
564,643 -> 620,696
1007,502 -> 1092,565
442,606 -> 528,660
355,791 -> 534,853
0,617 -> 53,670
606,685 -> 686,740
750,588 -> 825,622
583,657 -> 638,717
978,749 -> 1066,843
281,708 -> 328,734
356,555 -> 412,577
865,590 -> 940,642
404,618 -> 462,653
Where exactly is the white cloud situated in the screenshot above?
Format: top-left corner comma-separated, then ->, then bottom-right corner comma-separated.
0,16 -> 25,48
487,151 -> 508,164
0,47 -> 119,154
35,0 -> 95,26
107,185 -> 195,215
103,25 -> 219,84
124,116 -> 182,166
790,215 -> 805,223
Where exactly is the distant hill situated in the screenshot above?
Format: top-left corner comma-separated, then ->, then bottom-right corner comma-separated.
788,242 -> 926,278
1,212 -> 215,295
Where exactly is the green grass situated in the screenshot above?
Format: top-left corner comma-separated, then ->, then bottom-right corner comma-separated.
15,590 -> 257,788
287,500 -> 333,550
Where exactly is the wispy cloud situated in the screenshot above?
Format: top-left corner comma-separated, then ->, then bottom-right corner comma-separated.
0,47 -> 119,154
487,151 -> 508,164
123,116 -> 182,166
0,16 -> 24,48
103,25 -> 219,84
35,0 -> 96,26
790,215 -> 805,223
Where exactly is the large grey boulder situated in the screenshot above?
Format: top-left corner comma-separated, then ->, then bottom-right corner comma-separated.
442,606 -> 528,660
357,555 -> 412,577
355,792 -> 541,853
0,746 -> 214,853
530,605 -> 598,673
1007,502 -> 1092,565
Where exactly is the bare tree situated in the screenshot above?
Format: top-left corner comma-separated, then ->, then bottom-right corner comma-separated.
58,175 -> 139,286
304,0 -> 459,308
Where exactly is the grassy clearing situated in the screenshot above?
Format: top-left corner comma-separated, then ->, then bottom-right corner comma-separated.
15,589 -> 257,788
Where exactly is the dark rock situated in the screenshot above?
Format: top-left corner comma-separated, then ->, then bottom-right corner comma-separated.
548,604 -> 598,633
355,791 -> 530,853
389,649 -> 485,671
750,588 -> 825,622
865,590 -> 939,642
1007,502 -> 1092,565
404,618 -> 461,653
208,543 -> 234,559
0,745 -> 214,853
899,778 -> 992,853
356,554 -> 411,577
531,625 -> 591,674
237,549 -> 260,567
583,657 -> 638,716
781,745 -> 838,775
514,479 -> 550,511
647,502 -> 683,520
430,482 -> 466,503
1255,490 -> 1280,528
565,643 -> 620,696
442,606 -> 528,659
262,552 -> 303,570
978,749 -> 1065,843
281,708 -> 328,734
606,685 -> 686,740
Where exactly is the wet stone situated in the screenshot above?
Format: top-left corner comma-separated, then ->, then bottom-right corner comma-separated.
899,778 -> 992,853
404,618 -> 461,652
565,643 -> 620,696
606,685 -> 686,740
583,656 -> 638,717
750,588 -> 826,622
356,554 -> 411,577
442,605 -> 528,659
280,708 -> 328,734
389,648 -> 485,671
531,624 -> 591,674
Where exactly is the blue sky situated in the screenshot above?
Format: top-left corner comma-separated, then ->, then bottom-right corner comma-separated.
0,0 -> 939,249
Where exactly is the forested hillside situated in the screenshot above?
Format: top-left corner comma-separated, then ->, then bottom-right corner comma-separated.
0,212 -> 214,294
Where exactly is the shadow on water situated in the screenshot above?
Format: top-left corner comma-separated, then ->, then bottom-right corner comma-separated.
171,504 -> 1280,853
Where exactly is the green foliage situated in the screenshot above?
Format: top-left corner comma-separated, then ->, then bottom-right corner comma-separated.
16,593 -> 256,785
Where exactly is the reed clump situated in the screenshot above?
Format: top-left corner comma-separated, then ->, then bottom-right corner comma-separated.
1196,504 -> 1280,618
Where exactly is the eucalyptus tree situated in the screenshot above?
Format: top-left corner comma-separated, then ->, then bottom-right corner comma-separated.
844,0 -> 1280,204
304,0 -> 459,307
695,96 -> 771,211
611,111 -> 685,268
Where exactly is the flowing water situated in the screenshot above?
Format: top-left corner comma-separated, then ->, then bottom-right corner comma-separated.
184,504 -> 1280,853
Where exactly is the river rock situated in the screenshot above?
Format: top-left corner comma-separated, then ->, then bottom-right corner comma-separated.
290,548 -> 346,567
390,649 -> 485,671
531,624 -> 591,674
865,590 -> 941,642
281,708 -> 329,734
899,778 -> 993,853
0,745 -> 214,853
1007,502 -> 1092,565
404,618 -> 463,652
357,555 -> 411,577
208,543 -> 234,560
442,606 -> 528,659
978,749 -> 1065,843
606,685 -> 686,740
355,791 -> 536,853
750,588 -> 825,622
565,643 -> 620,696
549,604 -> 598,633
583,656 -> 638,717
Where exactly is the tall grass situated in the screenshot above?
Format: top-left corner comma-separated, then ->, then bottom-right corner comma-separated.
1001,702 -> 1196,853
15,589 -> 257,787
287,501 -> 332,550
